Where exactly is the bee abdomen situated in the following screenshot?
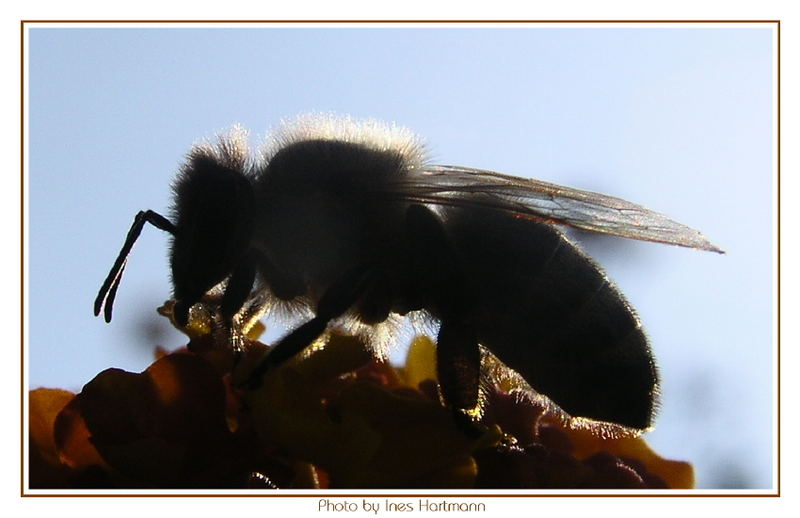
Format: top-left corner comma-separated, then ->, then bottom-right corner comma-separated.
445,207 -> 658,430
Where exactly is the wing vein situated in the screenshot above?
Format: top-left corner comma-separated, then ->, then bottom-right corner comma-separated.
377,165 -> 724,253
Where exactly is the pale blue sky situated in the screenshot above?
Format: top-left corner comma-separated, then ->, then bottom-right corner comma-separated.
27,25 -> 774,489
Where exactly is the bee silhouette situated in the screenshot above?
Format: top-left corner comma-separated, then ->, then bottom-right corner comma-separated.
95,114 -> 722,433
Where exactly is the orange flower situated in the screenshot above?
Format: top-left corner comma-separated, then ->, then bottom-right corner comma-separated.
29,326 -> 693,489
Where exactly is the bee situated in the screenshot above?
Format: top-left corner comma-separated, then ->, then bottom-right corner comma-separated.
94,114 -> 722,433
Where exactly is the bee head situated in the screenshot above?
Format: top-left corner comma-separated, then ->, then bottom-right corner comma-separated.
169,134 -> 255,325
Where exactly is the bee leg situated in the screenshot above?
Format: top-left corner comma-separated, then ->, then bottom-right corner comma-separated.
355,270 -> 393,324
437,320 -> 484,433
437,321 -> 480,410
243,266 -> 371,388
406,204 -> 484,434
94,210 -> 176,323
219,249 -> 259,354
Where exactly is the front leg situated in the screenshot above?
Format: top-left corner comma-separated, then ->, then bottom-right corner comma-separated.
244,265 -> 373,387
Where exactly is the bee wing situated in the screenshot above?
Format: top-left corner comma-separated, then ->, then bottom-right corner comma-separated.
385,165 -> 724,253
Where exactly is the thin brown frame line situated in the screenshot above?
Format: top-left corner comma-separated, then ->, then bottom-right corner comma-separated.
23,492 -> 778,498
19,17 -> 26,501
775,19 -> 781,498
19,19 -> 780,497
20,19 -> 781,23
18,18 -> 781,498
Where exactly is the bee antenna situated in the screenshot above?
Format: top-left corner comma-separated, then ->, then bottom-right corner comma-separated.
94,210 -> 176,322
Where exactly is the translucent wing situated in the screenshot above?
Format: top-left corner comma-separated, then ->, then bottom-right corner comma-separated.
383,165 -> 724,253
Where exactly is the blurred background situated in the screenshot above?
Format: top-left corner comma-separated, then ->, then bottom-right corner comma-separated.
26,24 -> 774,490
